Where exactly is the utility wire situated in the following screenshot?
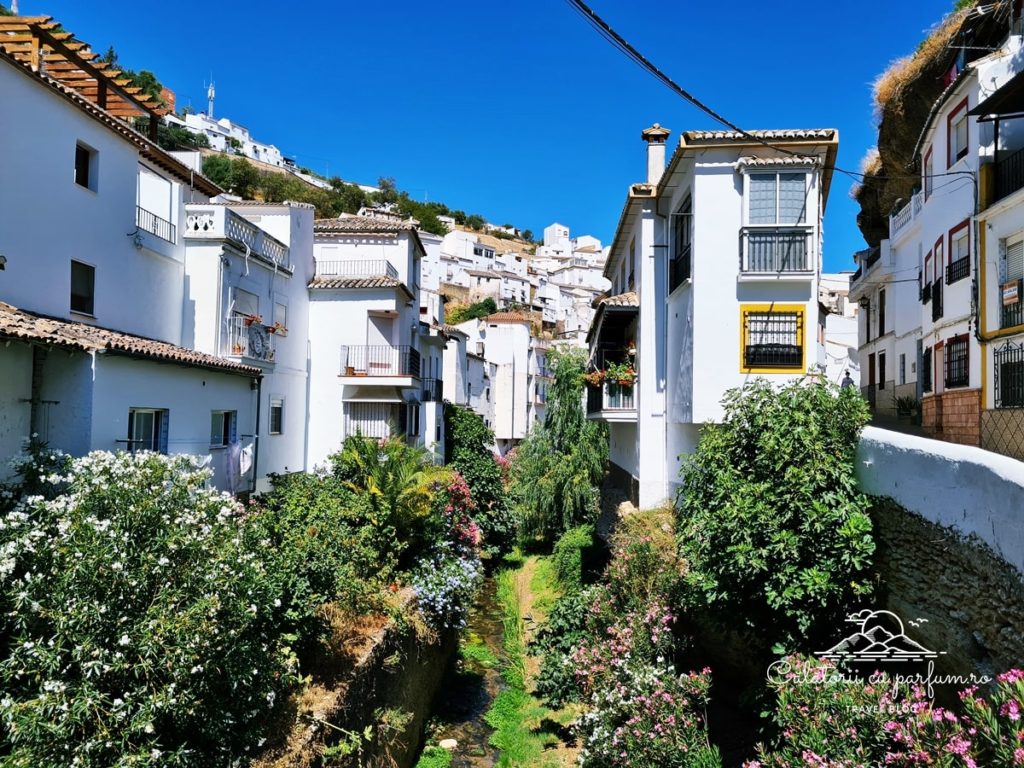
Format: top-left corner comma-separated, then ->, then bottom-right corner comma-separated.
565,0 -> 982,187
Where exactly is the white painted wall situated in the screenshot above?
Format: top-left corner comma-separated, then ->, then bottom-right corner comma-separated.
0,60 -> 207,344
857,425 -> 1024,573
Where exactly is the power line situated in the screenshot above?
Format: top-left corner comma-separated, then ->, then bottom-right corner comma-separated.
564,0 -> 980,188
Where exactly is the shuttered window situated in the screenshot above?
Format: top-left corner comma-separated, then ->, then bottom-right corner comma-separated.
1006,239 -> 1024,283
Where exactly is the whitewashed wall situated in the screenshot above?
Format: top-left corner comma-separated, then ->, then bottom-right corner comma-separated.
857,426 -> 1024,573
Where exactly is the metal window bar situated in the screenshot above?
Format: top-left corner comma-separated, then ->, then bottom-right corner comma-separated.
225,314 -> 275,362
744,311 -> 803,368
922,281 -> 932,304
931,279 -> 944,322
944,337 -> 969,388
422,378 -> 443,402
136,206 -> 176,243
946,257 -> 970,285
669,243 -> 692,292
743,228 -> 809,272
315,259 -> 398,278
922,347 -> 933,393
339,345 -> 421,377
1002,294 -> 1024,330
994,341 -> 1024,408
997,145 -> 1024,202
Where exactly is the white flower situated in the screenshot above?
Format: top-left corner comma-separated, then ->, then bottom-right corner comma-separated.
119,634 -> 130,646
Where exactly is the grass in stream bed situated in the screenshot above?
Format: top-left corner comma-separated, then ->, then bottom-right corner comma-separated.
484,558 -> 573,768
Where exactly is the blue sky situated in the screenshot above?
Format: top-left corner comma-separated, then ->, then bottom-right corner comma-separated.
26,1 -> 956,271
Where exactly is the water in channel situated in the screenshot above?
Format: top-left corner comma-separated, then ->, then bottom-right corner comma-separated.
423,576 -> 505,767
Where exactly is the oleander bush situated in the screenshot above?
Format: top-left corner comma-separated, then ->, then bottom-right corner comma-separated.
443,403 -> 516,555
0,451 -> 295,767
677,379 -> 875,649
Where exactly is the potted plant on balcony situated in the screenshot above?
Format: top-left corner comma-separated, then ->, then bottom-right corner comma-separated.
605,361 -> 636,386
243,314 -> 262,327
266,321 -> 287,336
583,369 -> 605,387
626,339 -> 636,356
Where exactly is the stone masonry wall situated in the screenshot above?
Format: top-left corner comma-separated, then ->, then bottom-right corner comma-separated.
872,497 -> 1024,679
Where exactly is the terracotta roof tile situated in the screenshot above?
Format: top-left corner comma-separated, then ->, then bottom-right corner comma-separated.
737,155 -> 822,168
307,275 -> 414,298
0,302 -> 260,376
313,216 -> 419,234
483,311 -> 534,324
683,129 -> 836,143
598,291 -> 639,307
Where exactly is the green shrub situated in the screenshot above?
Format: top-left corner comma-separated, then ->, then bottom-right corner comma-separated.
444,403 -> 516,555
532,587 -> 598,706
415,745 -> 453,768
247,471 -> 397,656
0,451 -> 294,767
749,655 -> 895,768
551,524 -> 595,593
677,379 -> 874,649
510,347 -> 607,543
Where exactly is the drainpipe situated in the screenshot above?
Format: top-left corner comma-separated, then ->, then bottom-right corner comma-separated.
251,376 -> 262,494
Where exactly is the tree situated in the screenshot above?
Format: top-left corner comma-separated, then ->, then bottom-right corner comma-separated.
201,155 -> 259,198
522,229 -> 534,243
465,214 -> 486,231
510,347 -> 608,542
444,403 -> 516,554
676,379 -> 875,650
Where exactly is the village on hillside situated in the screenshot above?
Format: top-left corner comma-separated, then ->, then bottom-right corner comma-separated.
2,3 -> 1024,768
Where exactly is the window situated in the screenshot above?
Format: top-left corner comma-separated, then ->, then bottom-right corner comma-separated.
269,398 -> 284,435
1006,238 -> 1024,283
933,238 -> 944,282
948,98 -> 969,166
210,410 -> 237,447
945,335 -> 969,388
273,302 -> 287,332
670,196 -> 692,291
740,305 -> 804,372
878,352 -> 886,390
878,289 -> 886,336
924,147 -> 934,199
995,342 -> 1024,408
947,221 -> 970,284
70,260 -> 95,315
923,347 -> 933,392
127,408 -> 168,453
748,172 -> 807,225
74,142 -> 96,190
864,298 -> 871,342
899,353 -> 907,385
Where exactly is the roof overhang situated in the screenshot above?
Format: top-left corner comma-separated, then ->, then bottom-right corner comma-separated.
342,386 -> 405,403
970,68 -> 1024,121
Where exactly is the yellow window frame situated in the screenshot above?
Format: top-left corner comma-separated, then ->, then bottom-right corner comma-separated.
739,303 -> 806,374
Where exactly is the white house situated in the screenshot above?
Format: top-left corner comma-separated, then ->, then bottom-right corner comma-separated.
588,124 -> 838,508
457,311 -> 535,453
0,21 -> 274,493
307,215 -> 428,466
819,272 -> 861,387
182,201 -> 315,489
169,111 -> 286,168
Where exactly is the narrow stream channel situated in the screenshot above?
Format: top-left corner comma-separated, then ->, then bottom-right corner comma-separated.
424,576 -> 505,767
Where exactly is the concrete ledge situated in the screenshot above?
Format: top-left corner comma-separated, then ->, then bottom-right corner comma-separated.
857,425 -> 1024,573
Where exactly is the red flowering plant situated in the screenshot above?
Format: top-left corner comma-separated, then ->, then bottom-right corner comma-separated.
438,471 -> 481,555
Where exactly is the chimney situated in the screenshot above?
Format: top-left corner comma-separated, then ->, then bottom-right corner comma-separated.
641,123 -> 671,185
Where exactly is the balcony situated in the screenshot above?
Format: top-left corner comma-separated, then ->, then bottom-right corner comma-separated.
996,146 -> 1024,203
946,257 -> 969,285
740,227 -> 813,277
586,381 -> 637,421
316,259 -> 398,279
422,377 -> 443,402
184,206 -> 290,270
1002,294 -> 1024,330
931,279 -> 944,322
340,345 -> 420,384
136,205 -> 175,243
224,314 -> 275,364
889,192 -> 923,239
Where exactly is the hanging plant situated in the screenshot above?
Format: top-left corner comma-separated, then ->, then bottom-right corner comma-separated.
583,370 -> 606,387
605,361 -> 636,386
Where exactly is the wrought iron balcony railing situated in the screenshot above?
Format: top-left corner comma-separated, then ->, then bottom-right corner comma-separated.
136,205 -> 175,243
740,227 -> 812,273
340,345 -> 420,378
